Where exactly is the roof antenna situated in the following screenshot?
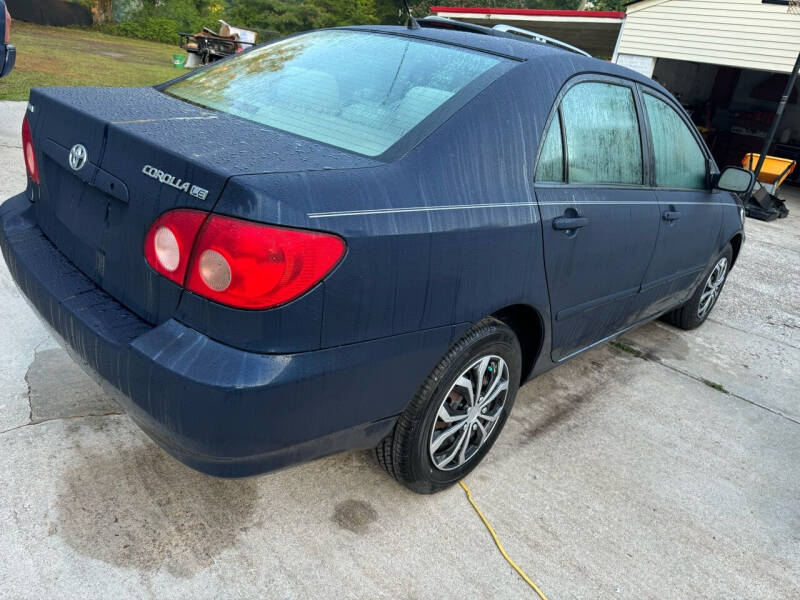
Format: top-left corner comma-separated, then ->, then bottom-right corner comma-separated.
400,0 -> 420,30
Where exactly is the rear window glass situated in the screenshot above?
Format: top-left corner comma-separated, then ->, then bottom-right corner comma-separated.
165,30 -> 503,156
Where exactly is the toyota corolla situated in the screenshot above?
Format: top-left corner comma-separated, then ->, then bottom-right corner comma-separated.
0,21 -> 753,493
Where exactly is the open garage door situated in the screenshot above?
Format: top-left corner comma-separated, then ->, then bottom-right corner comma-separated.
649,58 -> 800,185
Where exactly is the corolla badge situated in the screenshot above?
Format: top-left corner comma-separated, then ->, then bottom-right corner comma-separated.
142,165 -> 209,200
68,144 -> 88,171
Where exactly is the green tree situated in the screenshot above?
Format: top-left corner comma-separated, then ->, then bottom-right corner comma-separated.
316,0 -> 379,27
99,0 -> 608,44
590,0 -> 625,10
375,0 -> 402,24
77,0 -> 113,23
226,0 -> 378,34
225,0 -> 322,33
111,0 -> 224,42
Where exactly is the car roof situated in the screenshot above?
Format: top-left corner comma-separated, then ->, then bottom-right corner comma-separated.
340,25 -> 668,93
343,24 -> 564,60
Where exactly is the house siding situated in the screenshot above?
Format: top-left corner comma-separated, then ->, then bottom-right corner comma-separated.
618,0 -> 800,73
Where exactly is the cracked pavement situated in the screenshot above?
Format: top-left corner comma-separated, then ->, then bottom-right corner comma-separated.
0,100 -> 798,599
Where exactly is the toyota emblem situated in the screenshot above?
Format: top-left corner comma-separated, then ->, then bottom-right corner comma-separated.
69,144 -> 88,171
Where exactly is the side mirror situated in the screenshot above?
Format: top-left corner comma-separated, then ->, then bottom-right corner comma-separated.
715,166 -> 755,195
1,0 -> 14,79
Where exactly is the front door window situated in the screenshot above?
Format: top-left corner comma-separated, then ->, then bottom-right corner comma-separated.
643,93 -> 707,189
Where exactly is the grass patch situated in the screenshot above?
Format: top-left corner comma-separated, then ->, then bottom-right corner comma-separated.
0,22 -> 181,101
702,379 -> 728,394
610,340 -> 642,356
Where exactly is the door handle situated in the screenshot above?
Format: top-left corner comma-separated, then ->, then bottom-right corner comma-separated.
553,216 -> 589,230
662,210 -> 682,221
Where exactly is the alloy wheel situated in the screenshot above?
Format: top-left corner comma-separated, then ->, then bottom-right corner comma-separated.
697,257 -> 728,319
428,355 -> 509,471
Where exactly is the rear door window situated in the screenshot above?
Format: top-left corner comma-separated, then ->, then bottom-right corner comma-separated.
643,93 -> 708,189
560,82 -> 643,185
165,30 -> 505,157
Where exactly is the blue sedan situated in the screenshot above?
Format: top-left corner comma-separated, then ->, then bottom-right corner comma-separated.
0,20 -> 753,493
1,0 -> 15,79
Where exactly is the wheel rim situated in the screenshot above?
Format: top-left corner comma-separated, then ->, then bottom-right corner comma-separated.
697,257 -> 728,319
428,355 -> 509,472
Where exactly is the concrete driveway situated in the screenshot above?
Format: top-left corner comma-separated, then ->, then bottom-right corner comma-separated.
1,100 -> 798,599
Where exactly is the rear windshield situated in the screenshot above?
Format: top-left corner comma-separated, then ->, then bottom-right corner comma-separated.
165,30 -> 503,156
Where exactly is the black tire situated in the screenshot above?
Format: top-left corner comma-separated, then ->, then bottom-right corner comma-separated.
376,318 -> 522,494
661,244 -> 733,330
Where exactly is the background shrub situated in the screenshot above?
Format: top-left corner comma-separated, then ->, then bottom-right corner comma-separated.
86,0 -> 623,45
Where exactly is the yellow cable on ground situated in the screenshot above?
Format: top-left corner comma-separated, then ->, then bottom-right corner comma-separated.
458,480 -> 549,600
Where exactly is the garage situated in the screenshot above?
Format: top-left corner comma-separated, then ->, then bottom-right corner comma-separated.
614,0 -> 800,179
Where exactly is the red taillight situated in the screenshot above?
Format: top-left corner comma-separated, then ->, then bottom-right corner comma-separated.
186,214 -> 346,309
22,115 -> 39,184
144,209 -> 207,285
144,210 -> 346,309
4,6 -> 10,45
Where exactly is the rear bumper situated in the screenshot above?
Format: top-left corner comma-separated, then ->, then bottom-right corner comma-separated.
0,193 -> 456,476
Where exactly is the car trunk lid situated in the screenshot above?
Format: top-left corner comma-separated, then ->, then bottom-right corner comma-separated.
28,86 -> 378,324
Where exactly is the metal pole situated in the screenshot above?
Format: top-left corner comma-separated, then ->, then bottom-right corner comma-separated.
753,51 -> 800,178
